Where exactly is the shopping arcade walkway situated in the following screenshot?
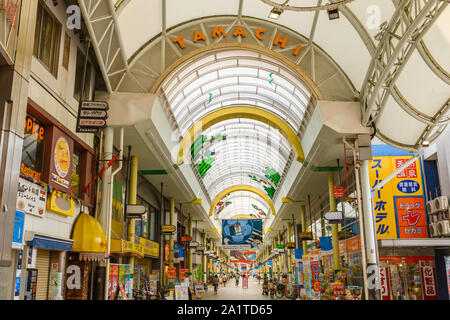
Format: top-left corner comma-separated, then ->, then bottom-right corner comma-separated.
202,276 -> 289,300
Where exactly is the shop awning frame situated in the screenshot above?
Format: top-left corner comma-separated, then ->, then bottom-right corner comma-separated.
26,233 -> 74,252
378,238 -> 450,248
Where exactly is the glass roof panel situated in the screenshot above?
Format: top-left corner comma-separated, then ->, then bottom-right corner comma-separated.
161,48 -> 311,208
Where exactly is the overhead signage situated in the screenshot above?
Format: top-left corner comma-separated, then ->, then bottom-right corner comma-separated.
125,204 -> 147,219
222,219 -> 263,250
195,246 -> 204,252
161,225 -> 176,234
324,211 -> 343,224
286,242 -> 295,249
76,101 -> 109,133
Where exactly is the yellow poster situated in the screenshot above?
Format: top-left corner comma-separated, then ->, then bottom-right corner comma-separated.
368,156 -> 427,240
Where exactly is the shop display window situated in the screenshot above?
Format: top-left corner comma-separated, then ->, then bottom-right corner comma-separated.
380,257 -> 437,300
21,113 -> 46,183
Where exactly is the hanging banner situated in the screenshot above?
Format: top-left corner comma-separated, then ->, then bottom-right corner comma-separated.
222,219 -> 263,249
379,267 -> 391,300
167,267 -> 177,280
310,255 -> 321,299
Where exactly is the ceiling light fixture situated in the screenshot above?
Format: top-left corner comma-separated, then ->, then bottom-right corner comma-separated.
268,7 -> 283,19
327,8 -> 340,20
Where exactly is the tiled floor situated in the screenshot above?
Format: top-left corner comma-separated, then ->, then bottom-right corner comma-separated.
202,277 -> 289,300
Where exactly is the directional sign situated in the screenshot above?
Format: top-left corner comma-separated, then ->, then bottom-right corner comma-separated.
76,126 -> 100,133
126,204 -> 147,219
324,211 -> 343,224
80,109 -> 108,119
81,101 -> 109,110
79,119 -> 106,127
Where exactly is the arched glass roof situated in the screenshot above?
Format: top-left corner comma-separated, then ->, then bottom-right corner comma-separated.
160,48 -> 311,214
212,191 -> 271,219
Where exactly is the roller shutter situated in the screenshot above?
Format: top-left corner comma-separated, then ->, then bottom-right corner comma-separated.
35,249 -> 50,300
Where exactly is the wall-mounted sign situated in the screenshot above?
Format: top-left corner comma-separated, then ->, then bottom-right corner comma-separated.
324,211 -> 343,224
25,113 -> 45,141
16,178 -> 47,217
46,190 -> 75,217
45,126 -> 73,193
125,204 -> 147,219
189,241 -> 199,248
161,225 -> 176,234
286,242 -> 295,249
180,236 -> 192,243
333,185 -> 345,198
299,232 -> 313,240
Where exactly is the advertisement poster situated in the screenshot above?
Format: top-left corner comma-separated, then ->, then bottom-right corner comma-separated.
175,282 -> 189,300
302,256 -> 311,298
368,156 -> 428,239
222,219 -> 263,249
194,282 -> 205,299
310,255 -> 321,300
180,268 -> 189,280
16,178 -> 47,217
12,211 -> 25,249
123,264 -> 131,299
109,264 -> 119,300
445,256 -> 450,299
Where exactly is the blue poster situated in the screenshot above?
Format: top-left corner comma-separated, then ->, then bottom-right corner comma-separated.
222,219 -> 263,249
12,211 -> 25,248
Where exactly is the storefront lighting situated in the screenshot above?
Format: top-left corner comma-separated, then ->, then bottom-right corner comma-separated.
422,140 -> 430,147
268,7 -> 283,19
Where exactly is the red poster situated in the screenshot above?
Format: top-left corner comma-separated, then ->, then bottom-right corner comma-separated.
395,158 -> 417,178
379,267 -> 391,300
394,197 -> 428,238
180,268 -> 188,280
420,265 -> 438,300
167,267 -> 176,280
310,256 -> 321,293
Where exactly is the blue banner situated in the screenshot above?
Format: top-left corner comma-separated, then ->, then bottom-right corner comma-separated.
319,236 -> 332,252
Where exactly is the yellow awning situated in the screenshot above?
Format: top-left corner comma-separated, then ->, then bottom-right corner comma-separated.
72,213 -> 107,253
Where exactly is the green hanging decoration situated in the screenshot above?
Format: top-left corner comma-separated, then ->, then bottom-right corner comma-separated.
196,157 -> 215,178
265,167 -> 281,187
263,185 -> 276,199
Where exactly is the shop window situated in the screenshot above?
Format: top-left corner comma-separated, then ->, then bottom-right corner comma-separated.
71,148 -> 81,197
33,1 -> 61,77
74,48 -> 92,101
21,113 -> 46,183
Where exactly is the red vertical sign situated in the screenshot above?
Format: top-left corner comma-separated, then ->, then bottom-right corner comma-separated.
420,265 -> 438,300
379,267 -> 391,300
310,256 -> 321,294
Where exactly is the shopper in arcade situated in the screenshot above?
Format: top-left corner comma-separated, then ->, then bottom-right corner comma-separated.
235,272 -> 240,287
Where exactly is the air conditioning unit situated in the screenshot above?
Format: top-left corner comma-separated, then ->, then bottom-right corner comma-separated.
429,223 -> 439,237
427,200 -> 437,214
438,209 -> 450,221
434,196 -> 449,211
429,212 -> 439,223
437,220 -> 450,237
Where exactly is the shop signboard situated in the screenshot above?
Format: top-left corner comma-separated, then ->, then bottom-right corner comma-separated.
379,267 -> 391,300
222,219 -> 263,250
298,232 -> 313,240
16,178 -> 47,217
189,241 -> 199,248
420,265 -> 438,300
175,282 -> 189,300
76,101 -> 109,133
180,235 -> 192,243
368,156 -> 428,239
161,225 -> 176,234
